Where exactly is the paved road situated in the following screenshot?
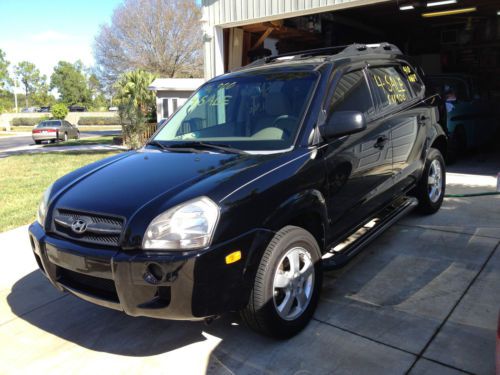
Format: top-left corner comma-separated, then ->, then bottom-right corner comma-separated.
0,130 -> 120,152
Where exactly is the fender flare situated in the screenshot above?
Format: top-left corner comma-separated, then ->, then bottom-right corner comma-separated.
241,188 -> 329,287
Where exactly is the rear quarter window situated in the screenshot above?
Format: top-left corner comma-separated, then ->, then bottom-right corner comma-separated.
400,64 -> 424,97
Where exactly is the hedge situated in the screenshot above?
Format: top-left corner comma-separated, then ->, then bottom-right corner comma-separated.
77,116 -> 122,126
11,117 -> 50,126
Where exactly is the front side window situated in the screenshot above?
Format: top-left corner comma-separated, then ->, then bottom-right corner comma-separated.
153,71 -> 318,151
329,70 -> 374,116
368,66 -> 412,110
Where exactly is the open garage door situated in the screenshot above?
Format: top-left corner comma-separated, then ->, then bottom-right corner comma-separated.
225,1 -> 499,86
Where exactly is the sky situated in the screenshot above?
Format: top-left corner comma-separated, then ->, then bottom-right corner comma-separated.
0,0 -> 123,81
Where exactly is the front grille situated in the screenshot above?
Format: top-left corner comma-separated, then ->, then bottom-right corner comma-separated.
52,208 -> 124,247
58,267 -> 119,302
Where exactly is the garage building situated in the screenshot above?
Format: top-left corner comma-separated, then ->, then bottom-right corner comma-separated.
201,0 -> 500,100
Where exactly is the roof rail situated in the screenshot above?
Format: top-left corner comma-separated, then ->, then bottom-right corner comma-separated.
339,42 -> 402,55
235,45 -> 349,71
231,42 -> 402,72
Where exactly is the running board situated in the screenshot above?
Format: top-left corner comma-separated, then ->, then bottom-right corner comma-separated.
322,196 -> 418,271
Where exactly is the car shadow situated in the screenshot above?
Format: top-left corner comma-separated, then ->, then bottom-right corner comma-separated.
6,270 -> 259,358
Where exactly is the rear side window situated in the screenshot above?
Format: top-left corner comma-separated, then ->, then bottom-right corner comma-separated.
368,66 -> 412,109
329,70 -> 374,115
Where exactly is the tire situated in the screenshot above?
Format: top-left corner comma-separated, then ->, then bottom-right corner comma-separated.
240,225 -> 322,338
34,140 -> 41,145
63,133 -> 68,142
413,148 -> 446,214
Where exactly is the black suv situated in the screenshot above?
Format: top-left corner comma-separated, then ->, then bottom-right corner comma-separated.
29,43 -> 447,338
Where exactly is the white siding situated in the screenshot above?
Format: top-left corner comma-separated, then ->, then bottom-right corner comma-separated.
202,0 -> 388,27
202,0 -> 390,79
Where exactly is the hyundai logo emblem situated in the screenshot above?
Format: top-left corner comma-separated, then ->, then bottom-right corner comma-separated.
71,219 -> 88,234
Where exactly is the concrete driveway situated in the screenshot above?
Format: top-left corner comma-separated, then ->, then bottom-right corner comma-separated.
0,172 -> 498,375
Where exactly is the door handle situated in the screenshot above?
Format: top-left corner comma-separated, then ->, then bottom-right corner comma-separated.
374,136 -> 389,149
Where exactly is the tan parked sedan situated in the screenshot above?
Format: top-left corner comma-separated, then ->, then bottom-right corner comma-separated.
32,120 -> 80,144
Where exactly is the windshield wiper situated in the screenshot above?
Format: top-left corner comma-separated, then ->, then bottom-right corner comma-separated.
146,140 -> 170,151
168,141 -> 246,154
147,140 -> 205,153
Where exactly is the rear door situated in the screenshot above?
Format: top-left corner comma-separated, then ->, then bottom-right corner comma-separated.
366,64 -> 430,196
322,68 -> 393,241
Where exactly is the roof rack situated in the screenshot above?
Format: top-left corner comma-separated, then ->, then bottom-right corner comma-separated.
339,42 -> 402,55
232,42 -> 402,71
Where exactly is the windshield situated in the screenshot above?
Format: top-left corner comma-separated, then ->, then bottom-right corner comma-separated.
153,71 -> 318,151
37,120 -> 61,128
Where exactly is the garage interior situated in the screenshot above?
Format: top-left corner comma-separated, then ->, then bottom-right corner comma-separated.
222,0 -> 500,101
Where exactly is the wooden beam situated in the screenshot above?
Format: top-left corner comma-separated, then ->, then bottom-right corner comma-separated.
251,27 -> 273,50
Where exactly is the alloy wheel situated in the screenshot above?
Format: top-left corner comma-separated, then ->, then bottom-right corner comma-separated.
273,246 -> 315,321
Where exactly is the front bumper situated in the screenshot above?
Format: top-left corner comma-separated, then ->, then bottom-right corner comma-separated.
29,222 -> 273,320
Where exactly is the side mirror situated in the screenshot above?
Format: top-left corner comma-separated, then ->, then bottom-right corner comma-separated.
320,111 -> 366,139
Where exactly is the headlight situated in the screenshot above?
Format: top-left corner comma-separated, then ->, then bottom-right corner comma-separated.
36,184 -> 53,226
143,197 -> 220,250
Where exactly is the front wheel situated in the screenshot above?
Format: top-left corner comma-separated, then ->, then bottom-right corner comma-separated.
413,148 -> 446,214
240,226 -> 322,338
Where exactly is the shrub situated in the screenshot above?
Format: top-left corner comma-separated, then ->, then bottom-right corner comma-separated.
11,117 -> 49,126
77,116 -> 122,125
51,103 -> 68,119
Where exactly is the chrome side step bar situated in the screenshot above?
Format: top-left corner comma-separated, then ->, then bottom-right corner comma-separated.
322,196 -> 418,270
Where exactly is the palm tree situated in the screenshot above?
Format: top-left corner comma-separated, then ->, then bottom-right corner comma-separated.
114,70 -> 156,148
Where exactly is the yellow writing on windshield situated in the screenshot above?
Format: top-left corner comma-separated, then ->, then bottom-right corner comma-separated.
218,82 -> 237,90
190,94 -> 232,107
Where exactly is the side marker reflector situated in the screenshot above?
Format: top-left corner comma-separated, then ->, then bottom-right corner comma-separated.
225,251 -> 242,264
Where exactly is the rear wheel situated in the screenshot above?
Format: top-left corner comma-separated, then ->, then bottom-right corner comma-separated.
63,133 -> 68,142
240,226 -> 322,338
414,148 -> 446,214
34,140 -> 41,145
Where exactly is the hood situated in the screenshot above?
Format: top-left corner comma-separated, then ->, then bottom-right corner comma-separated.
53,149 -> 267,219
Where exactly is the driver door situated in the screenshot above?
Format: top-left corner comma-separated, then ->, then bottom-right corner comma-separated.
322,69 -> 393,241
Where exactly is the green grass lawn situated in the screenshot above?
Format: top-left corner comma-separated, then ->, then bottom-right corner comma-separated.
43,135 -> 116,147
0,150 -> 120,233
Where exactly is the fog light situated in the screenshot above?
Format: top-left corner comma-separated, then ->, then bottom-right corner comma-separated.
143,263 -> 164,284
